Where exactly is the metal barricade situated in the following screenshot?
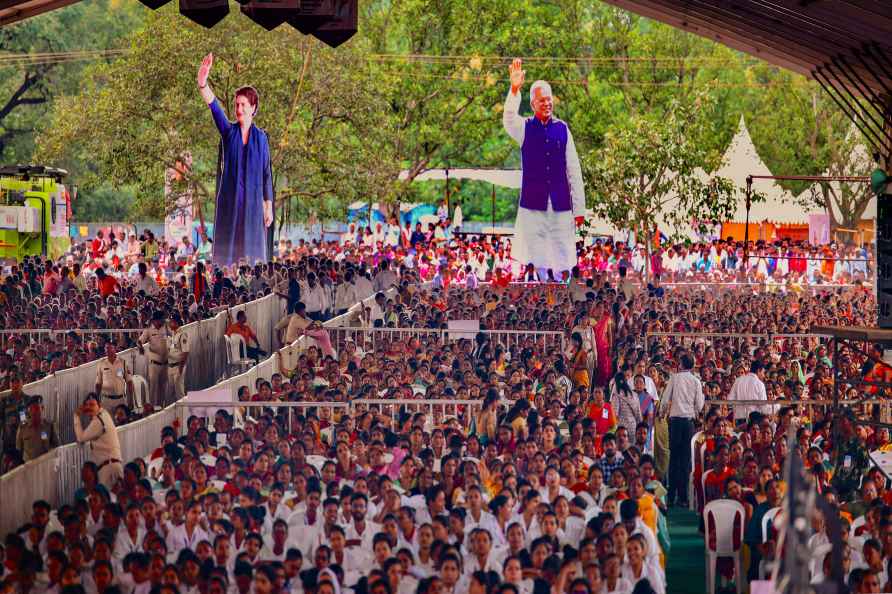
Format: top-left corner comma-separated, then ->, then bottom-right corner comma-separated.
701,398 -> 891,424
0,293 -> 285,449
351,398 -> 487,429
326,327 -> 565,355
174,400 -> 350,437
643,332 -> 830,353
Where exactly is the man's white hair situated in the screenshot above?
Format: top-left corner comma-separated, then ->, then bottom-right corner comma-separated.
529,80 -> 553,108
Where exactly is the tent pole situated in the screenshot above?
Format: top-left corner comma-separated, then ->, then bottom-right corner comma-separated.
744,175 -> 752,272
491,184 -> 496,231
445,168 -> 450,219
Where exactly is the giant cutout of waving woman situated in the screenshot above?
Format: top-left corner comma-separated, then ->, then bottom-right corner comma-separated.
197,53 -> 274,267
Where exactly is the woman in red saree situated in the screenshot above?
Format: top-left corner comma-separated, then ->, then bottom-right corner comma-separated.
592,302 -> 613,387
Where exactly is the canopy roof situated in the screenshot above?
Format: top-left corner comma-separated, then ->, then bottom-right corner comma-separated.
600,0 -> 892,93
600,1 -> 892,159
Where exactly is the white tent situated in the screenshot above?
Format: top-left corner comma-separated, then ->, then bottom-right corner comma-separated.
721,116 -> 821,224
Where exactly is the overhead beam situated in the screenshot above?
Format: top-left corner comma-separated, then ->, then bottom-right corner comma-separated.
600,0 -> 892,94
0,0 -> 79,25
601,0 -> 814,76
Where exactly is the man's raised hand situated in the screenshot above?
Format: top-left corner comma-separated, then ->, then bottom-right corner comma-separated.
509,58 -> 525,95
198,52 -> 213,88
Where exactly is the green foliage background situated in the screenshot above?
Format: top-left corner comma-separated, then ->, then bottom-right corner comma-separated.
0,0 -> 877,229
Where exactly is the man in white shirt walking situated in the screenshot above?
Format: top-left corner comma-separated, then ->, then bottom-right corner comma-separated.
658,353 -> 704,508
727,360 -> 768,424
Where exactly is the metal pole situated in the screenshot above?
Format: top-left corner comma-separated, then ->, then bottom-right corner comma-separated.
491,184 -> 496,231
445,168 -> 450,217
744,175 -> 752,272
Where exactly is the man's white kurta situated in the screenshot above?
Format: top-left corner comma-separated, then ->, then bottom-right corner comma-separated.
503,90 -> 586,274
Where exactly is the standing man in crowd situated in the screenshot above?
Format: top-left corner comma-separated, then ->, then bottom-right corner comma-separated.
658,353 -> 704,508
15,396 -> 58,462
373,260 -> 398,293
275,301 -> 309,347
95,343 -> 134,414
138,311 -> 170,408
73,394 -> 122,489
727,360 -> 768,423
167,313 -> 190,403
135,261 -> 159,296
301,273 -> 328,322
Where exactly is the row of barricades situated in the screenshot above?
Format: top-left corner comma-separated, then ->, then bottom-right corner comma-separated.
0,286 -> 393,537
0,294 -> 286,446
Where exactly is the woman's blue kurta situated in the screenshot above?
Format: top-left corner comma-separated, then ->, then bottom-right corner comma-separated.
208,99 -> 273,266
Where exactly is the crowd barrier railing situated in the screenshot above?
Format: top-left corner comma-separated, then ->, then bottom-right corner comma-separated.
0,280 -> 519,537
702,397 -> 892,424
0,293 -> 285,448
643,332 -> 830,352
0,397 -> 182,538
325,326 -> 566,354
351,398 -> 488,430
0,281 -> 399,535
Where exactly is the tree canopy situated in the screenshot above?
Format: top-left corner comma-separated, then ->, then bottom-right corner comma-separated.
8,0 -> 874,229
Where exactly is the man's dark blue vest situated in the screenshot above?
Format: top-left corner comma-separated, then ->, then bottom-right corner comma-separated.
520,116 -> 572,212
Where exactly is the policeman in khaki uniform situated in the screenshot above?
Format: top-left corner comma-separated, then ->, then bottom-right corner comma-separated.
15,396 -> 58,462
95,343 -> 134,414
138,311 -> 170,407
167,313 -> 190,401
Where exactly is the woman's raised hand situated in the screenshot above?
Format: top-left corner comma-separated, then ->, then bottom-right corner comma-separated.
198,52 -> 213,87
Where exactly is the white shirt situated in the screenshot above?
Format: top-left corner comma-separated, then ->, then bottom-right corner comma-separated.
354,276 -> 374,301
165,524 -> 209,560
373,270 -> 398,293
658,370 -> 705,419
727,372 -> 769,420
621,561 -> 665,594
114,527 -> 146,560
345,520 -> 381,551
301,283 -> 328,314
135,274 -> 159,296
502,89 -> 586,217
464,553 -> 503,578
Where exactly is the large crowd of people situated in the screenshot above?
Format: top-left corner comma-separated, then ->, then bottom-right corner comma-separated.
0,221 -> 886,594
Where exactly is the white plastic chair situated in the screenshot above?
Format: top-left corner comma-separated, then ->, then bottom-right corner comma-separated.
225,334 -> 256,377
761,506 -> 781,544
850,514 -> 867,538
689,431 -> 704,511
809,542 -> 833,582
703,499 -> 746,594
701,469 -> 714,508
131,375 -> 149,413
758,506 -> 783,579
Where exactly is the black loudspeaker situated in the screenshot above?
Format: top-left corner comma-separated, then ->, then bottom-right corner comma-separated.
879,190 -> 892,327
179,0 -> 230,28
286,0 -> 336,34
137,0 -> 172,9
311,0 -> 357,47
241,0 -> 300,30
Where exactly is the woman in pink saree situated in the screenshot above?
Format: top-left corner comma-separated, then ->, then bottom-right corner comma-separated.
592,301 -> 613,386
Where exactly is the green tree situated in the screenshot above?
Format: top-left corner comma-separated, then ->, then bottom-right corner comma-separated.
35,5 -> 389,225
582,93 -> 738,277
0,0 -> 142,162
745,73 -> 875,231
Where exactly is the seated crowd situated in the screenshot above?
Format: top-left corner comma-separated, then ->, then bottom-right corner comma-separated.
0,248 -> 414,473
1,241 -> 887,594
